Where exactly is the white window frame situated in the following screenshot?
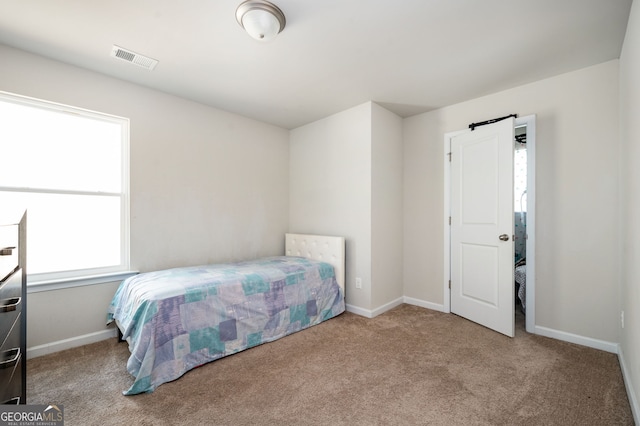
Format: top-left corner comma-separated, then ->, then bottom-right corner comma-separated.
0,91 -> 133,291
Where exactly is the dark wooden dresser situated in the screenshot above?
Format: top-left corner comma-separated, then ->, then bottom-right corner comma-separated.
0,211 -> 26,405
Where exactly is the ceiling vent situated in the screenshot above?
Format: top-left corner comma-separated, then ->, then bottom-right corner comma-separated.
110,45 -> 158,70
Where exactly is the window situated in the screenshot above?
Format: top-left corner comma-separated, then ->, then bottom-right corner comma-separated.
0,92 -> 130,284
514,141 -> 527,212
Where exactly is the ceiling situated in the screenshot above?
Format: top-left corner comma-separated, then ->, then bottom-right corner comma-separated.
0,0 -> 633,129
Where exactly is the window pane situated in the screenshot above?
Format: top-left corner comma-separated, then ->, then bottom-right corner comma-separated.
514,146 -> 527,212
0,192 -> 121,274
0,101 -> 122,193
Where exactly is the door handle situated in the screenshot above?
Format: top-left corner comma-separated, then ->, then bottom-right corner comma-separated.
498,234 -> 510,241
0,348 -> 20,369
0,247 -> 15,256
0,297 -> 20,313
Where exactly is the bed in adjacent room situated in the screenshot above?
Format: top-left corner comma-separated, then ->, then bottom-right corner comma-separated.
107,233 -> 345,395
515,259 -> 526,313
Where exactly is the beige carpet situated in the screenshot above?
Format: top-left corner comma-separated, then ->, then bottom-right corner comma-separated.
27,304 -> 633,425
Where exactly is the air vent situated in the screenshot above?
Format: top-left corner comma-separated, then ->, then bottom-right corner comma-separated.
110,45 -> 158,70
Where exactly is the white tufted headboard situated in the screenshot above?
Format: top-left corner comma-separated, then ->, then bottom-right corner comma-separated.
285,233 -> 345,294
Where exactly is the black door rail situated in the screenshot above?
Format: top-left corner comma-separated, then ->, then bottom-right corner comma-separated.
469,113 -> 518,131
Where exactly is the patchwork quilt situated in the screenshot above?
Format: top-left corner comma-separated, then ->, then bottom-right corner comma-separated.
107,256 -> 345,395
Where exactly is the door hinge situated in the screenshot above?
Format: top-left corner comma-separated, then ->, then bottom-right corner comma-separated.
447,152 -> 452,162
448,280 -> 451,289
449,216 -> 452,225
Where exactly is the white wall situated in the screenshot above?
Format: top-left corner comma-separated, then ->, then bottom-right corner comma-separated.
289,103 -> 373,309
404,60 -> 620,343
371,103 -> 404,308
619,0 -> 640,418
0,44 -> 290,351
289,101 -> 403,313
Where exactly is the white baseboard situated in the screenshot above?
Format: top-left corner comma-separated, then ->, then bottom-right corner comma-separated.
345,304 -> 373,318
534,325 -> 618,354
618,346 -> 640,424
346,296 -> 444,318
371,297 -> 404,317
27,328 -> 117,359
346,297 -> 404,318
403,296 -> 445,312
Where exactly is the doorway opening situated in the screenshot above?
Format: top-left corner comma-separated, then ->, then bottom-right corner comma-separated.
514,124 -> 527,332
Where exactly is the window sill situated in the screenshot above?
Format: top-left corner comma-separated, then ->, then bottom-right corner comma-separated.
27,271 -> 138,293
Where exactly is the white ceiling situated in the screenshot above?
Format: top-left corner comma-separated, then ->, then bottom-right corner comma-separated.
0,0 -> 633,129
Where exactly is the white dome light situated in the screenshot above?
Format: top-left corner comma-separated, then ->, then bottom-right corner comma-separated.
236,0 -> 286,42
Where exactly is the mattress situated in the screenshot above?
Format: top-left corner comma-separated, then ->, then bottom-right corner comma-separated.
107,256 -> 345,395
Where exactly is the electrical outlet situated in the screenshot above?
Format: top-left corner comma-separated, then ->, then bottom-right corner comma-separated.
355,277 -> 362,289
621,311 -> 625,329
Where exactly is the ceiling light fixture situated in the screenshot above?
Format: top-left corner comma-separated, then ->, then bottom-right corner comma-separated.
236,0 -> 286,42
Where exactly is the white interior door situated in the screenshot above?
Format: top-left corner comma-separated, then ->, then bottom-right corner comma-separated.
450,118 -> 515,337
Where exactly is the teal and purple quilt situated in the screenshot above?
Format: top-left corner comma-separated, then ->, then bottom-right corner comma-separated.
107,256 -> 345,395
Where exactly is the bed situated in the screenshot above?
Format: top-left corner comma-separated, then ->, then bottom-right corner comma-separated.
107,233 -> 345,395
515,262 -> 526,313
